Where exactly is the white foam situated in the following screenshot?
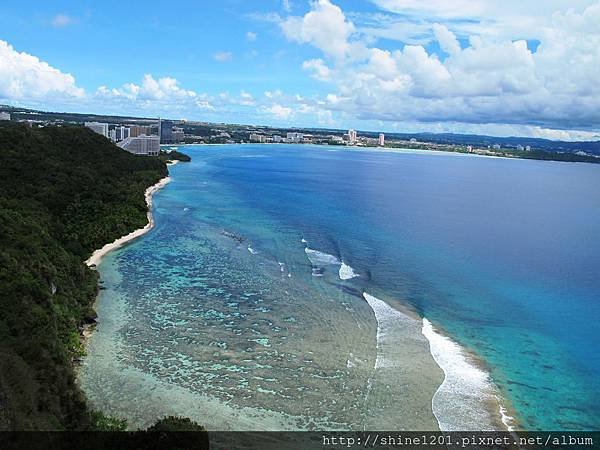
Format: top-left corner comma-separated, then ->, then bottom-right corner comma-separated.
247,245 -> 258,255
301,238 -> 307,244
304,247 -> 340,266
498,399 -> 516,432
339,261 -> 359,280
362,293 -> 413,369
421,318 -> 504,431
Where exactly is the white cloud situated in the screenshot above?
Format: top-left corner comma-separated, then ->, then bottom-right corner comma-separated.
239,90 -> 255,105
0,40 -> 84,100
280,0 -> 357,61
302,58 -> 332,80
213,51 -> 233,62
265,89 -> 283,98
279,0 -> 600,134
432,24 -> 460,55
245,31 -> 258,41
97,74 -> 197,101
51,14 -> 75,28
265,103 -> 293,119
282,0 -> 292,12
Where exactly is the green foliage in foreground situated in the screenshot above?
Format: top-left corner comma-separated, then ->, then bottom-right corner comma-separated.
146,416 -> 207,432
0,124 -> 170,430
89,411 -> 128,431
89,412 -> 205,433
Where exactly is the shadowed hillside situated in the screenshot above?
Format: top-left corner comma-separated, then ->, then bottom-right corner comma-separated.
0,124 -> 167,430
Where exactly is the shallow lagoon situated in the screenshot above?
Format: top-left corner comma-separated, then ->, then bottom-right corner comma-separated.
80,144 -> 600,430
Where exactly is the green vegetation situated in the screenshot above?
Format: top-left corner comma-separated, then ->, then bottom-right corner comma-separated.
159,149 -> 191,162
89,411 -> 128,431
146,416 -> 206,432
0,123 -> 188,430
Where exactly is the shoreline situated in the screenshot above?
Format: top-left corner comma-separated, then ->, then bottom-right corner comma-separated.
85,175 -> 172,268
421,318 -> 518,432
178,142 -> 599,165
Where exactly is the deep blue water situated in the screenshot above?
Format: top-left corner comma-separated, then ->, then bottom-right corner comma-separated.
164,144 -> 600,430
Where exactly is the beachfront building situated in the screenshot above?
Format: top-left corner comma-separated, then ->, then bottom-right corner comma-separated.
118,135 -> 160,156
115,126 -> 130,142
250,133 -> 269,143
172,126 -> 185,143
85,121 -> 109,138
378,133 -> 385,146
159,119 -> 175,144
348,129 -> 358,145
130,125 -> 153,137
0,112 -> 10,121
286,132 -> 303,143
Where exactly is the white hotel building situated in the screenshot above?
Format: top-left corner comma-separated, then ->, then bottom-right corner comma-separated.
84,122 -> 109,138
118,135 -> 160,156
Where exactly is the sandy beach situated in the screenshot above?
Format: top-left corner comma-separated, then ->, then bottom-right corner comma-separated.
85,176 -> 171,268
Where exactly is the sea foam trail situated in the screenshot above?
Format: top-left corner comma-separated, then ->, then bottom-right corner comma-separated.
339,261 -> 359,280
421,318 -> 514,431
303,240 -> 359,281
362,293 -> 414,369
304,247 -> 340,266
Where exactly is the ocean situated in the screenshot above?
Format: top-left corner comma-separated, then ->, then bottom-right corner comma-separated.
80,144 -> 600,430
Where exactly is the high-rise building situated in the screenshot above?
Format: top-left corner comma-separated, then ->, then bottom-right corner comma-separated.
130,125 -> 151,137
114,126 -> 130,142
348,129 -> 358,144
118,135 -> 160,156
0,112 -> 10,121
378,133 -> 385,146
109,129 -> 117,141
159,119 -> 175,144
84,122 -> 109,138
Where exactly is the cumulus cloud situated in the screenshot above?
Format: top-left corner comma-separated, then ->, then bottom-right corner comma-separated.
245,31 -> 258,41
0,40 -> 84,100
265,103 -> 293,119
432,24 -> 460,55
280,0 -> 600,133
280,0 -> 358,61
302,58 -> 332,80
96,74 -> 197,101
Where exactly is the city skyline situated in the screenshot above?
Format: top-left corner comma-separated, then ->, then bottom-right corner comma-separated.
1,0 -> 599,141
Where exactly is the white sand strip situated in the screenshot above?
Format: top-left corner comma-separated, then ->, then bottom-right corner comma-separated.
85,176 -> 171,267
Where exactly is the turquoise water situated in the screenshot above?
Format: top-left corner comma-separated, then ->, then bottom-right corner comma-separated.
82,144 -> 600,430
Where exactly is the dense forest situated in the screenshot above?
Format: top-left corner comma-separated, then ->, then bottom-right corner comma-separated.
0,124 -> 197,431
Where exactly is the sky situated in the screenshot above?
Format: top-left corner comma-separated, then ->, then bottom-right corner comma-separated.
1,0 -> 599,140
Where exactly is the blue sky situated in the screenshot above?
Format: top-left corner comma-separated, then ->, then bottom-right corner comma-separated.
1,0 -> 599,140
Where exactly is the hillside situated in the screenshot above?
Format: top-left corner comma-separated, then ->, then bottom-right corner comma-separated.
0,124 -> 168,430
